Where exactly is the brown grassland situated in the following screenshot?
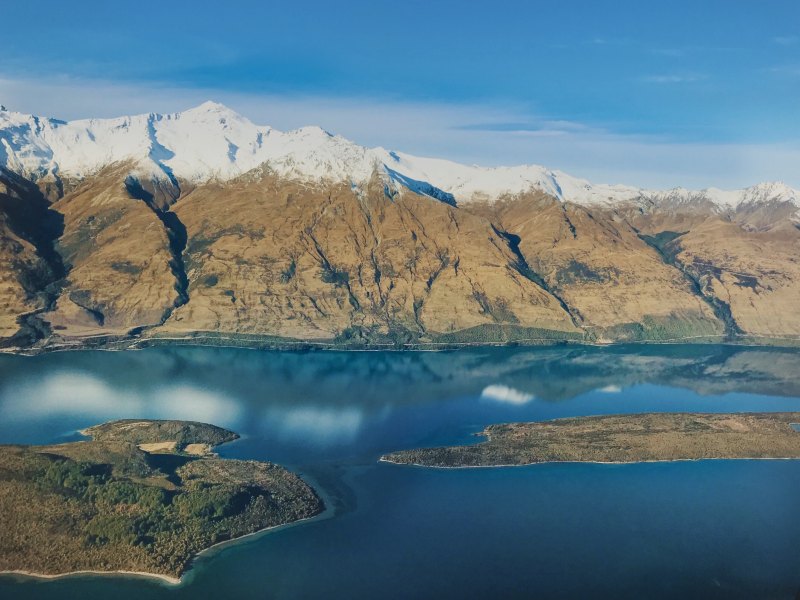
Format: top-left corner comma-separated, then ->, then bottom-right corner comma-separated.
382,412 -> 800,467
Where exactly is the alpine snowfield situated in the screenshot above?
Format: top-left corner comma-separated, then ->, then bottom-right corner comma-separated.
1,101 -> 797,211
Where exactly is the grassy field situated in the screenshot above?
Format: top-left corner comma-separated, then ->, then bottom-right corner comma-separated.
0,420 -> 323,581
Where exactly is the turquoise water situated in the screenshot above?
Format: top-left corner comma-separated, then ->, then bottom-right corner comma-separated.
1,345 -> 799,599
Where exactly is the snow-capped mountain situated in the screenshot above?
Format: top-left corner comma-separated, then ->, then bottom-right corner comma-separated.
0,101 -> 797,210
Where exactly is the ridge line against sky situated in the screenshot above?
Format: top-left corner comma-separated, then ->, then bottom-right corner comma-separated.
1,0 -> 799,189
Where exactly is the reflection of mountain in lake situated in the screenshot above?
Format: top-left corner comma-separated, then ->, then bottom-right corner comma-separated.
1,346 -> 799,417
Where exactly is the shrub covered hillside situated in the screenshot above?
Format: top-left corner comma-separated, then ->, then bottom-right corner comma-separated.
0,420 -> 323,580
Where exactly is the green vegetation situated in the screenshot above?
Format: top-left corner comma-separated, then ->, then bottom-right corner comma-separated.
84,419 -> 237,451
110,261 -> 144,276
382,412 -> 800,467
554,260 -> 618,286
66,289 -> 106,326
200,274 -> 219,287
60,208 -> 127,266
279,259 -> 296,283
638,230 -> 685,263
184,224 -> 266,272
0,420 -> 323,581
637,231 -> 743,340
320,264 -> 350,286
333,324 -> 422,347
328,323 -> 584,349
599,313 -> 724,342
430,324 -> 583,345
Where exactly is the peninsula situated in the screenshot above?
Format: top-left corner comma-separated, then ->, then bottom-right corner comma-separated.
381,412 -> 800,467
0,419 -> 323,583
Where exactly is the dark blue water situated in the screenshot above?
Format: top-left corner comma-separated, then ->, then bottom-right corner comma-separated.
1,345 -> 800,599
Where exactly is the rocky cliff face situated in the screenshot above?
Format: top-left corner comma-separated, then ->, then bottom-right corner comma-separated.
0,103 -> 798,350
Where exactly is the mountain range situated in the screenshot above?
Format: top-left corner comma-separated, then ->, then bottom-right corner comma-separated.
1,101 -> 799,350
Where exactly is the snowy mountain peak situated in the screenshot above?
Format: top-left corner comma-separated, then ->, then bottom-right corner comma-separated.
191,100 -> 236,112
739,181 -> 797,205
0,102 -> 797,210
178,101 -> 255,127
292,125 -> 333,137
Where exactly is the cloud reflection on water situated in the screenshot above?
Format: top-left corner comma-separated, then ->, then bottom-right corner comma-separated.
266,406 -> 369,444
480,384 -> 535,405
1,345 -> 800,450
0,369 -> 377,449
598,385 -> 623,393
0,371 -> 244,428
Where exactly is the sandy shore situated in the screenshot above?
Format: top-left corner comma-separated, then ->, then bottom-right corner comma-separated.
0,569 -> 181,585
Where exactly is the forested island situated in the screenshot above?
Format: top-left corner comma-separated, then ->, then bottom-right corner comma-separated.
0,419 -> 323,583
381,412 -> 800,467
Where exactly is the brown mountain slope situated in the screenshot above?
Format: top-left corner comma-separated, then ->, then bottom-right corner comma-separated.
621,197 -> 800,340
637,218 -> 800,339
44,163 -> 182,337
467,193 -> 724,342
1,166 -> 800,350
0,169 -> 63,343
0,206 -> 47,338
157,171 -> 580,343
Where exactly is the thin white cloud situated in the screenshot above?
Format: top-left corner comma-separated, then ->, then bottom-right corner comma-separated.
769,65 -> 800,77
586,37 -> 633,46
773,36 -> 799,46
481,384 -> 535,405
650,48 -> 686,58
1,74 -> 799,190
641,74 -> 706,84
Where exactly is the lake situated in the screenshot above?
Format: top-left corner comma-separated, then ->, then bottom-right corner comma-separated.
1,344 -> 799,599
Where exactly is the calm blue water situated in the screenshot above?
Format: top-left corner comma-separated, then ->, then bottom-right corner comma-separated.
1,345 -> 799,599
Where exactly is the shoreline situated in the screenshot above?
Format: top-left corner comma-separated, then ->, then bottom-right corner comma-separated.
378,455 -> 800,469
178,509 -> 328,585
3,330 -> 800,357
0,510 -> 328,588
0,569 -> 181,586
0,424 -> 331,589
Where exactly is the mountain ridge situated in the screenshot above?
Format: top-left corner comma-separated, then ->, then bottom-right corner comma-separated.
1,101 -> 799,352
2,101 -> 797,213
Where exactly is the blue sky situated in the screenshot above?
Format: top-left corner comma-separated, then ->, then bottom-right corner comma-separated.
2,0 -> 799,188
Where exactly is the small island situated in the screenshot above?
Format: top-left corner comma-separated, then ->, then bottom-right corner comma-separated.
381,412 -> 800,467
0,419 -> 324,583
